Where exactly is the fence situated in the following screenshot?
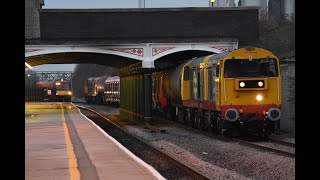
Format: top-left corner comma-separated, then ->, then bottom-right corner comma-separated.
25,86 -> 46,102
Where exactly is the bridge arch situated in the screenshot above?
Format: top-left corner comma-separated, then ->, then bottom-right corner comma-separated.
25,46 -> 144,68
152,46 -> 223,61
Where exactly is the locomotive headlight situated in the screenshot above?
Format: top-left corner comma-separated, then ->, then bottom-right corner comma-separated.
68,91 -> 72,95
256,94 -> 263,101
240,82 -> 245,87
258,81 -> 263,87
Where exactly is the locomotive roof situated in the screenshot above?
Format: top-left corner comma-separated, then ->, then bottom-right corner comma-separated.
105,76 -> 120,83
189,57 -> 206,68
88,76 -> 106,81
207,47 -> 278,63
208,51 -> 230,62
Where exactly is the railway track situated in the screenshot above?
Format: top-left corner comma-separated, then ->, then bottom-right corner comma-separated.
269,139 -> 295,147
74,103 -> 295,159
150,115 -> 295,158
232,138 -> 295,158
75,105 -> 212,180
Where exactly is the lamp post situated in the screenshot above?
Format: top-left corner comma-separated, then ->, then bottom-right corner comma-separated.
211,0 -> 216,7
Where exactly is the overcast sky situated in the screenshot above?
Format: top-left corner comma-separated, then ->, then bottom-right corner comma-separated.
32,0 -> 238,71
43,0 -> 218,9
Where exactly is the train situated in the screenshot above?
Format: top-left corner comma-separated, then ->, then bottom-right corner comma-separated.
152,47 -> 281,138
84,47 -> 281,138
36,79 -> 72,102
84,75 -> 120,105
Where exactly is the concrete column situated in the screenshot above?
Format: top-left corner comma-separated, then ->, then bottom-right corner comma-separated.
139,75 -> 145,123
142,44 -> 155,68
142,69 -> 153,124
133,75 -> 137,123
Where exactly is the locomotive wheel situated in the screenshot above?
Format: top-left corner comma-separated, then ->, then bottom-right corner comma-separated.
195,112 -> 205,130
186,109 -> 193,127
177,109 -> 185,124
185,109 -> 190,126
258,132 -> 269,141
210,114 -> 216,132
263,132 -> 269,140
194,112 -> 200,129
190,109 -> 195,128
216,117 -> 224,135
166,108 -> 174,121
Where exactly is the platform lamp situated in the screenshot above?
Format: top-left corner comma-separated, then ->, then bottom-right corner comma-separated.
210,0 -> 216,7
25,62 -> 33,70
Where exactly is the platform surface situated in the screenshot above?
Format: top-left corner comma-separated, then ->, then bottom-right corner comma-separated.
25,102 -> 164,180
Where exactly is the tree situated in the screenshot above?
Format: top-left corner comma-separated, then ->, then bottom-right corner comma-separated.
25,69 -> 39,88
251,9 -> 295,57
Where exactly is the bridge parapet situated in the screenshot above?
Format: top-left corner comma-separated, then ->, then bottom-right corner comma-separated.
39,7 -> 259,45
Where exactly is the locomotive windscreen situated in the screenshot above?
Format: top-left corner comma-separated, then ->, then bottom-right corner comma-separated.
56,82 -> 71,90
224,58 -> 278,78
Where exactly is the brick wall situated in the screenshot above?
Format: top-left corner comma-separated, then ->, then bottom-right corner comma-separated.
25,0 -> 40,39
39,8 -> 259,45
280,59 -> 295,133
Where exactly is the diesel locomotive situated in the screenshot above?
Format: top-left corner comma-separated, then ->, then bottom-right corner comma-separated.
152,47 -> 282,138
37,79 -> 72,102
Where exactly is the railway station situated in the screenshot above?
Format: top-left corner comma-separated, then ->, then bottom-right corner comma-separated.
25,0 -> 295,179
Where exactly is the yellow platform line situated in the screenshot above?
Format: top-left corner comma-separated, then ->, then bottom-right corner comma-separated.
60,103 -> 80,180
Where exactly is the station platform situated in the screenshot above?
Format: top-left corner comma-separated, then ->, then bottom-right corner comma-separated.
25,102 -> 165,180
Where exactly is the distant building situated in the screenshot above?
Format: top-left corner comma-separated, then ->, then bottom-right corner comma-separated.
238,0 -> 269,18
25,0 -> 42,39
281,0 -> 295,19
209,0 -> 235,7
268,0 -> 281,19
269,0 -> 295,20
239,0 -> 268,10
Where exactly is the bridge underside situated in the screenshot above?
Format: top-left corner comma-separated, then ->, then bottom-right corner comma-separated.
25,41 -> 237,69
26,50 -> 215,69
25,52 -> 139,68
154,50 -> 213,69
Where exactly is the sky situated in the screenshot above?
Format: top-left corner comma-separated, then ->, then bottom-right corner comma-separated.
31,0 -> 238,72
43,0 -> 218,9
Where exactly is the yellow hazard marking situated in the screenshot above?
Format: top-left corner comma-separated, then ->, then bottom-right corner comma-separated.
60,103 -> 80,180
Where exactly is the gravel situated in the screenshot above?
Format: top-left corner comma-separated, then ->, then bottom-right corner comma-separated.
126,126 -> 295,180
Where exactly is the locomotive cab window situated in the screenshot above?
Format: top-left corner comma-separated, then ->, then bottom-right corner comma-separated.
184,67 -> 190,80
56,82 -> 71,90
224,58 -> 278,78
